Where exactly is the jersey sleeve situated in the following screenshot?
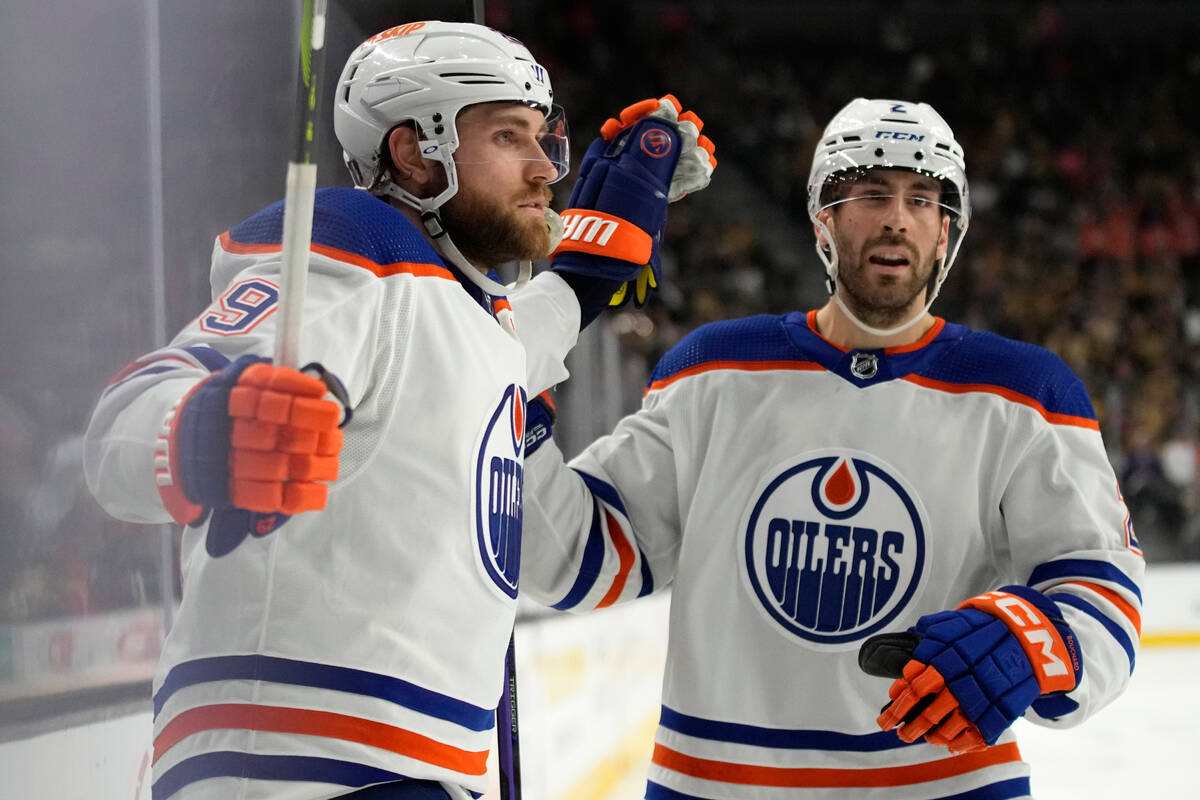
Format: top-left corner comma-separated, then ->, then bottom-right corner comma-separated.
83,242 -> 387,525
521,387 -> 683,611
996,363 -> 1144,729
507,270 -> 580,396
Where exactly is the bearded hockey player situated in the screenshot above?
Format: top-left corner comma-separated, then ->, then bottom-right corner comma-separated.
519,98 -> 1142,798
83,20 -> 714,800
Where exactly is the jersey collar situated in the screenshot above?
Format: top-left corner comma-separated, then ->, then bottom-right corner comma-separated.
783,310 -> 959,386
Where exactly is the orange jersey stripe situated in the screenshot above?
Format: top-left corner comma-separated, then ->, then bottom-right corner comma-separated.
153,703 -> 488,775
902,374 -> 1100,430
887,318 -> 947,354
652,741 -> 1022,788
1061,580 -> 1143,636
219,231 -> 455,281
646,360 -> 824,395
595,510 -> 636,609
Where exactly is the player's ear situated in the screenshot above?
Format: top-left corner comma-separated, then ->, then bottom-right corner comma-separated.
814,208 -> 835,249
387,125 -> 436,191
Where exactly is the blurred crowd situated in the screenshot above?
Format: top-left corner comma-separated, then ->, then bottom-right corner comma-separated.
4,2 -> 1197,629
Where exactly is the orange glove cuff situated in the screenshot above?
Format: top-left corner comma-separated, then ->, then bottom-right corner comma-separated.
551,209 -> 652,264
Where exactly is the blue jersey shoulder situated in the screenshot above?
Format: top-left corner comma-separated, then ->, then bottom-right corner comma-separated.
226,187 -> 443,268
924,325 -> 1096,420
649,315 -> 794,385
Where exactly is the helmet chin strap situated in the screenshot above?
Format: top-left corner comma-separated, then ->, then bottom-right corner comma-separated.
831,288 -> 940,338
421,206 -> 564,296
381,154 -> 566,340
813,216 -> 948,339
420,206 -> 564,343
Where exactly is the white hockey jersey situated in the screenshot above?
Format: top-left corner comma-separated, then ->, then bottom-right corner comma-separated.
84,188 -> 579,799
521,311 -> 1144,799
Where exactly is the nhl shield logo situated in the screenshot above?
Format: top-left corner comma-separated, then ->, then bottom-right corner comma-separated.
740,449 -> 927,649
850,352 -> 878,379
474,384 -> 527,599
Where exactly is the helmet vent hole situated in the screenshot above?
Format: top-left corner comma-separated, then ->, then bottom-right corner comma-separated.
842,135 -> 860,142
439,71 -> 506,86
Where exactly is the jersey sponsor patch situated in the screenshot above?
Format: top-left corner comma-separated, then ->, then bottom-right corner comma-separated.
473,384 -> 527,599
739,450 -> 927,649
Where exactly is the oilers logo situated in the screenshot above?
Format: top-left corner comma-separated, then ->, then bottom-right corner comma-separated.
474,384 -> 527,599
740,449 -> 927,648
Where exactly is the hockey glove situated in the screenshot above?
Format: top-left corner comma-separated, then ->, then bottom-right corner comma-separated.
155,354 -> 346,527
866,585 -> 1083,753
524,390 -> 556,457
551,95 -> 717,310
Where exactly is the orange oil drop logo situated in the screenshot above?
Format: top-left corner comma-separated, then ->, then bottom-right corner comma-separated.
823,460 -> 857,506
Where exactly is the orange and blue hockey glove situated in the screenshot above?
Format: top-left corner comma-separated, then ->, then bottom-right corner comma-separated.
155,354 -> 346,553
551,94 -> 716,313
862,585 -> 1083,753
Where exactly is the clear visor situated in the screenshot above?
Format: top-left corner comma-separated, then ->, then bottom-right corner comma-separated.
453,103 -> 570,184
816,166 -> 964,222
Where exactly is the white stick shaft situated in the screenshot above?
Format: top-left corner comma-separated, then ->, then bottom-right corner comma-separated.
274,162 -> 318,367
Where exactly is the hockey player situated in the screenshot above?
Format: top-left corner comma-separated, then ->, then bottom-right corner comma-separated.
519,98 -> 1143,798
83,21 -> 714,800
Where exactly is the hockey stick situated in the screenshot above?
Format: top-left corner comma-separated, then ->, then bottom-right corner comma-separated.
274,0 -> 328,368
457,1 -> 522,793
458,0 -> 524,793
497,635 -> 522,800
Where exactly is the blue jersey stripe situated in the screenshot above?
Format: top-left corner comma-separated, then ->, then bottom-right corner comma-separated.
182,345 -> 232,372
551,497 -> 606,611
646,780 -> 701,800
576,465 -> 652,597
104,347 -> 231,398
637,550 -> 655,597
658,706 -> 913,752
152,751 -> 410,799
646,776 -> 1030,799
103,365 -> 180,397
153,654 -> 494,731
574,468 -> 656,599
574,468 -> 628,515
1050,592 -> 1137,673
1027,559 -> 1142,603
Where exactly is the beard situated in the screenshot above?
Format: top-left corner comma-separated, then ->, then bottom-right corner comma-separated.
833,230 -> 938,329
440,183 -> 553,269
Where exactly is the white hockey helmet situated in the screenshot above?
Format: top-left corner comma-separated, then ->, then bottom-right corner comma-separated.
334,21 -> 569,215
807,98 -> 970,335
